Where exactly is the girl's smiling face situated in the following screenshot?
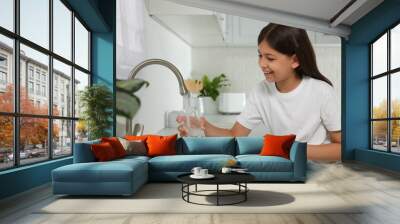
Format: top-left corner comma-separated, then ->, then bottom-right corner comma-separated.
258,40 -> 300,83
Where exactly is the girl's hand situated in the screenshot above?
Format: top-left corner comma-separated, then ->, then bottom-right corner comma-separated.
176,115 -> 206,137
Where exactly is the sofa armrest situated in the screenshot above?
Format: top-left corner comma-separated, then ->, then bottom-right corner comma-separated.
73,140 -> 100,163
289,141 -> 307,181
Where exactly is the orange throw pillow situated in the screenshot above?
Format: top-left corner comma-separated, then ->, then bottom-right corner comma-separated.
124,135 -> 150,141
91,142 -> 117,161
259,134 -> 296,159
101,137 -> 127,158
146,134 -> 177,157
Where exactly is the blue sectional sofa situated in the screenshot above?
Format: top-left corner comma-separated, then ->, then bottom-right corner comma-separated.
52,137 -> 307,196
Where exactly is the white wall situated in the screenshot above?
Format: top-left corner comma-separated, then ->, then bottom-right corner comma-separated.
116,0 -> 192,136
313,45 -> 342,114
191,47 -> 264,93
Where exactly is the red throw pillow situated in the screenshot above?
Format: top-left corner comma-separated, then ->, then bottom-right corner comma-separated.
259,134 -> 296,159
146,134 -> 177,157
101,137 -> 127,158
91,142 -> 117,161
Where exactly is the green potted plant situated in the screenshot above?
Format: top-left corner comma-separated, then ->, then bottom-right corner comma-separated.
199,73 -> 230,114
79,84 -> 113,140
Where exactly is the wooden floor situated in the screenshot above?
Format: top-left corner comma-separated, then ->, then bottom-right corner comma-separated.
1,161 -> 400,224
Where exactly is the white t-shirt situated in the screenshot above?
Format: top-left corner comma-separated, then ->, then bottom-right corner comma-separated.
237,76 -> 341,144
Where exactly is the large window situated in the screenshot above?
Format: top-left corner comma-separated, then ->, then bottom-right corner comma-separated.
0,0 -> 91,171
371,22 -> 400,154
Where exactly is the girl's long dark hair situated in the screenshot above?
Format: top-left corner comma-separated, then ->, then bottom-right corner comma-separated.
258,23 -> 333,86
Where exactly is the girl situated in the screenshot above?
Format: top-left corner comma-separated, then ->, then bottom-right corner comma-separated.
177,23 -> 341,161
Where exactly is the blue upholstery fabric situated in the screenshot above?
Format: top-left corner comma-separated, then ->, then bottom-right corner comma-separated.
235,137 -> 263,155
52,182 -> 134,196
52,158 -> 148,195
73,140 -> 100,163
116,155 -> 150,163
149,154 -> 235,173
53,162 -> 139,182
148,154 -> 235,182
177,137 -> 235,155
235,155 -> 293,172
289,141 -> 307,181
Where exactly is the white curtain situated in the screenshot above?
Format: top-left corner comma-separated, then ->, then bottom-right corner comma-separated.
116,0 -> 146,80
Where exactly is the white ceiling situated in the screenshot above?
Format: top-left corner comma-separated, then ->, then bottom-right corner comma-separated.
225,0 -> 352,23
165,0 -> 384,37
147,0 -> 385,46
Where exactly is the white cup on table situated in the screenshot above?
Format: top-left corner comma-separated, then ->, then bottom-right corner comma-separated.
191,167 -> 202,176
199,169 -> 208,176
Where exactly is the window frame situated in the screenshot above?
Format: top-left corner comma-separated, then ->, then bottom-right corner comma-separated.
370,20 -> 400,154
0,0 -> 92,171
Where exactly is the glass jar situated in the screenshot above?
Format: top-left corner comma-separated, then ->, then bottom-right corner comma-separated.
182,93 -> 204,137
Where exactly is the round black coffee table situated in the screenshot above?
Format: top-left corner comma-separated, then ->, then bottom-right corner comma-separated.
177,173 -> 255,206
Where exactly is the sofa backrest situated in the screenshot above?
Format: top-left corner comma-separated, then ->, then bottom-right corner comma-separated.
235,137 -> 263,155
73,139 -> 101,163
74,136 -> 302,161
177,137 -> 236,155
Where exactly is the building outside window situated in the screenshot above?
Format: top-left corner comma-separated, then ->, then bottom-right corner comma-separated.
41,73 -> 46,83
28,66 -> 34,80
42,85 -> 46,97
35,83 -> 40,95
28,81 -> 34,94
0,54 -> 7,67
35,70 -> 40,81
0,71 -> 6,85
0,54 -> 7,88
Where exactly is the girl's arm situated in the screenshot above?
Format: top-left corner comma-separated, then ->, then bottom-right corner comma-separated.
307,131 -> 341,161
203,120 -> 251,137
177,116 -> 251,137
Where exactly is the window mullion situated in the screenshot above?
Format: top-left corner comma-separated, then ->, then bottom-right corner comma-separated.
388,30 -> 391,152
71,10 -> 76,154
13,0 -> 20,167
370,45 -> 373,149
49,0 -> 54,160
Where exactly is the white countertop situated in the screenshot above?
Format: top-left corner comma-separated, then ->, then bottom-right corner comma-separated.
158,112 -> 268,136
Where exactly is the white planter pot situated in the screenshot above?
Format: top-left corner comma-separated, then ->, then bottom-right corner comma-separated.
198,96 -> 218,114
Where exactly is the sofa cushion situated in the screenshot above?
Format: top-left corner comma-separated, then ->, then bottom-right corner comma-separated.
236,155 -> 293,172
178,137 -> 235,155
119,138 -> 148,156
260,134 -> 296,159
124,135 -> 153,141
52,159 -> 147,183
235,137 -> 263,155
148,154 -> 235,172
101,137 -> 127,158
91,142 -> 118,161
147,134 -> 177,157
114,155 -> 150,163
